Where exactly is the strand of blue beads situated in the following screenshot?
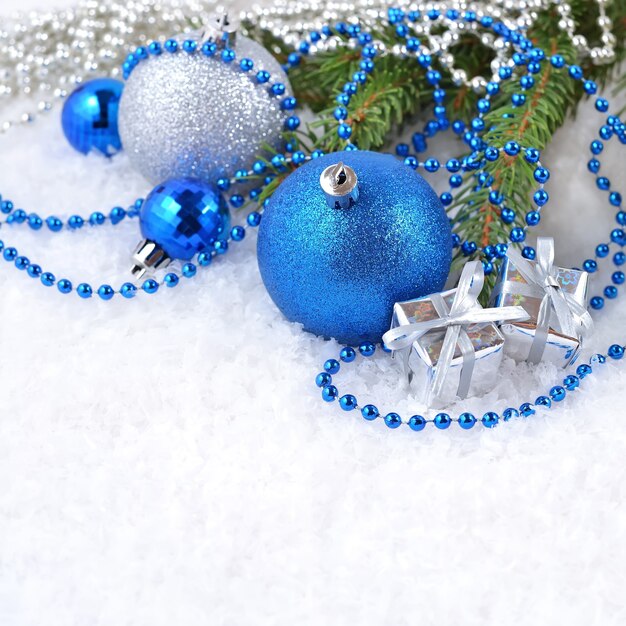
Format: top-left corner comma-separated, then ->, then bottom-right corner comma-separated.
311,9 -> 625,428
315,342 -> 624,431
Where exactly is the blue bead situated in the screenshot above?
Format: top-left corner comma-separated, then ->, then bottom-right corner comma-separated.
142,278 -> 159,294
0,200 -> 14,214
97,284 -> 114,300
533,167 -> 550,183
526,211 -> 540,226
46,216 -> 63,232
576,364 -> 592,378
247,212 -> 261,227
285,116 -> 300,131
500,207 -> 515,224
140,178 -> 229,261
28,214 -> 43,230
519,403 -> 535,417
590,140 -> 604,155
61,78 -> 123,156
164,39 -> 178,53
40,271 -> 55,286
220,48 -> 235,63
339,394 -> 358,411
510,227 -> 526,243
590,296 -> 604,310
340,346 -> 356,362
384,412 -> 402,429
120,282 -> 137,298
359,342 -> 376,357
604,285 -> 618,299
324,359 -> 340,374
256,70 -> 270,83
27,264 -> 42,278
583,259 -> 598,273
322,385 -> 338,402
109,207 -> 126,224
214,239 -> 228,255
503,408 -> 519,421
182,263 -> 197,278
525,148 -> 540,163
201,42 -> 217,56
522,246 -> 536,260
533,189 -> 549,206
316,372 -> 332,388
362,404 -> 379,421
3,246 -> 17,261
57,278 -> 72,294
77,283 -> 93,298
337,123 -> 352,139
458,412 -> 476,429
595,98 -> 609,113
615,252 -> 626,266
240,58 -> 254,72
610,192 -> 622,207
596,243 -> 610,258
164,272 -> 179,288
408,414 -> 426,431
183,39 -> 197,53
434,413 -> 451,429
608,344 -> 624,360
563,375 -> 579,390
89,211 -> 105,226
550,386 -> 566,401
535,395 -> 551,408
588,158 -> 601,173
482,411 -> 499,428
612,271 -> 624,284
14,256 -> 29,270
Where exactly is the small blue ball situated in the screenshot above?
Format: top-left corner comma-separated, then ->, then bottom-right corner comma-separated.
257,151 -> 452,343
62,78 -> 124,156
140,178 -> 230,261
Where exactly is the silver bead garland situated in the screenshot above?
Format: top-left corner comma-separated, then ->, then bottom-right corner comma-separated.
0,0 -> 618,131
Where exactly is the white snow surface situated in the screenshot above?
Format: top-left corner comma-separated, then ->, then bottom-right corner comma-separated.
1,1 -> 626,625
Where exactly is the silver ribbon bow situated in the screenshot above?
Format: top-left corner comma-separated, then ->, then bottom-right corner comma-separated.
505,237 -> 594,364
382,261 -> 529,404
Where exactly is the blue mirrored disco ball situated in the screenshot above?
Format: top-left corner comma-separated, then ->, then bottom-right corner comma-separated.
61,78 -> 124,156
257,150 -> 453,344
140,178 -> 230,260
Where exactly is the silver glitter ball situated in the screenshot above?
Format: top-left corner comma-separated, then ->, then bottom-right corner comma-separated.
118,32 -> 291,184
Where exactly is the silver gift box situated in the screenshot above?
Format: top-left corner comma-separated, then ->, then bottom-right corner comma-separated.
389,290 -> 506,407
491,258 -> 590,367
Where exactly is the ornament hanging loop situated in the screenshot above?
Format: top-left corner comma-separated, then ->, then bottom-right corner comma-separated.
320,162 -> 359,210
201,7 -> 239,49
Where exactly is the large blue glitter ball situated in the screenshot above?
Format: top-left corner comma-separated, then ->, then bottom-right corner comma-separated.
257,151 -> 452,343
140,178 -> 230,260
61,78 -> 124,156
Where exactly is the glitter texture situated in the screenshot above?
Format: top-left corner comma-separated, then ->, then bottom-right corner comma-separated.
118,33 -> 290,184
257,151 -> 452,344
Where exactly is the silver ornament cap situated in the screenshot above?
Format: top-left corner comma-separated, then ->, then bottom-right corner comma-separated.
131,239 -> 171,280
201,8 -> 239,49
320,162 -> 360,209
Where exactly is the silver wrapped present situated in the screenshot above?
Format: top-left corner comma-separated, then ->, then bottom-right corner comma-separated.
382,261 -> 528,407
491,237 -> 594,367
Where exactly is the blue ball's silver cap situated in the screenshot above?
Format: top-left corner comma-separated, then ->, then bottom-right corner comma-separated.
320,162 -> 360,210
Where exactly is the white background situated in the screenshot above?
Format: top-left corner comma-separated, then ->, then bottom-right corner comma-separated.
1,1 -> 625,625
